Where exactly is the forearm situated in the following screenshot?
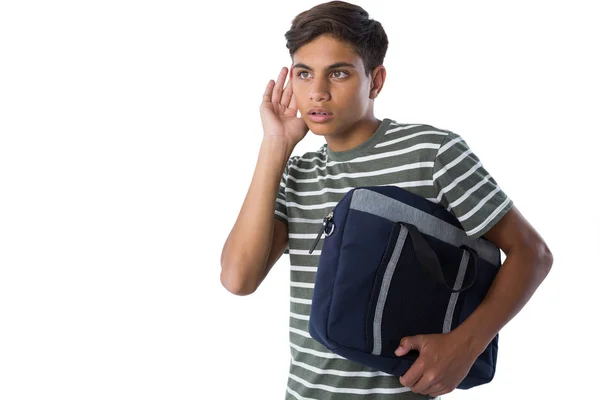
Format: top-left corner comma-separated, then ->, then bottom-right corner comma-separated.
220,137 -> 293,292
453,244 -> 553,354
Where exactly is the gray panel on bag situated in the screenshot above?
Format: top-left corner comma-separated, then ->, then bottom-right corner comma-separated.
349,188 -> 499,266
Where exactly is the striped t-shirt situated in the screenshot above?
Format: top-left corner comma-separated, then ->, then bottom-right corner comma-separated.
274,118 -> 513,400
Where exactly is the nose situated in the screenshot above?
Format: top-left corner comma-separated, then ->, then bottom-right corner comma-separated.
309,79 -> 331,103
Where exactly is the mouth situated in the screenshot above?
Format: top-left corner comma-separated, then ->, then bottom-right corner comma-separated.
307,109 -> 333,123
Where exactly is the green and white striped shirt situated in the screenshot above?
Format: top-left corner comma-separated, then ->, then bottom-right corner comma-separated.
274,118 -> 513,400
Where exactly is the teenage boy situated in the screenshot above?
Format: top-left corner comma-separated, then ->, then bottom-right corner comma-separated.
220,2 -> 553,399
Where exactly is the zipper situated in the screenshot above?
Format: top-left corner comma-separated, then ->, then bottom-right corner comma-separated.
309,211 -> 334,254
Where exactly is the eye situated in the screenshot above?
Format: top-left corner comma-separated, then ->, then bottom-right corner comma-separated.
332,70 -> 349,79
297,71 -> 311,79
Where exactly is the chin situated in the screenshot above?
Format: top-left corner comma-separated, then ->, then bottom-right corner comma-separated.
309,127 -> 328,136
306,121 -> 338,137
308,126 -> 332,137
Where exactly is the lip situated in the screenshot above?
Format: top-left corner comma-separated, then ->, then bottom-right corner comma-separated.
308,108 -> 333,123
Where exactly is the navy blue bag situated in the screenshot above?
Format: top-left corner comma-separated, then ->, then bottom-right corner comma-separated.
307,186 -> 501,390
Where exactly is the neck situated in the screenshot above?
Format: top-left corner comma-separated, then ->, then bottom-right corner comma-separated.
325,116 -> 382,153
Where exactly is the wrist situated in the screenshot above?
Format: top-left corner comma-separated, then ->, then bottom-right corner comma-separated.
262,136 -> 295,158
451,323 -> 491,358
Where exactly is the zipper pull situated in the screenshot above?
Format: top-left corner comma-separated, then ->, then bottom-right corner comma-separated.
309,211 -> 334,254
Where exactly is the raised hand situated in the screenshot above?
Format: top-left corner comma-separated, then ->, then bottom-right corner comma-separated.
260,66 -> 309,148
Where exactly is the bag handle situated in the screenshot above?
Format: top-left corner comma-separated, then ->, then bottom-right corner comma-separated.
401,222 -> 478,293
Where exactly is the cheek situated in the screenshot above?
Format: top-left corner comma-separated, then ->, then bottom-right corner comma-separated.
341,82 -> 366,101
292,85 -> 308,106
337,91 -> 365,112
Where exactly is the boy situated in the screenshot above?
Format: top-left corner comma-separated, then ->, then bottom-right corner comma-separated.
220,1 -> 553,399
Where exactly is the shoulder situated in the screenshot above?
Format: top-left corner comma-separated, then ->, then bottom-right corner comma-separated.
391,121 -> 474,156
374,119 -> 459,158
385,120 -> 454,143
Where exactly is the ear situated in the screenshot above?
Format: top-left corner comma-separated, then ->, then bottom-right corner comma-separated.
369,65 -> 386,99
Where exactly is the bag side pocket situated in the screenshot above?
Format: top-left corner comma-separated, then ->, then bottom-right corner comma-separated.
326,209 -> 395,352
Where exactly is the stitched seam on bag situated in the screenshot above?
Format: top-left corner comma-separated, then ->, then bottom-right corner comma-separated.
365,220 -> 401,354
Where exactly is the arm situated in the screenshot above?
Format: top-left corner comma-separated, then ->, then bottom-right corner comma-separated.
396,206 -> 553,396
220,66 -> 308,296
396,132 -> 553,396
453,205 -> 554,353
430,131 -> 553,347
220,139 -> 292,296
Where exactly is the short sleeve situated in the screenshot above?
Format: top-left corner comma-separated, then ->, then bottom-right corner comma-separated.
274,158 -> 292,225
433,132 -> 514,239
275,157 -> 295,255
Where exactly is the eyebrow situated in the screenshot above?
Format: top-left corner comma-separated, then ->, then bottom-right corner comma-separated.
292,62 -> 356,71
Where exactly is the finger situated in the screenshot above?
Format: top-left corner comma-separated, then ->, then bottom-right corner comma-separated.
281,69 -> 293,108
262,80 -> 275,103
271,67 -> 288,105
289,93 -> 298,113
395,336 -> 420,356
410,375 -> 436,395
399,362 -> 424,388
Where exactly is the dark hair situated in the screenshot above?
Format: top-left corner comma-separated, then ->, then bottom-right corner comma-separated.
284,1 -> 388,77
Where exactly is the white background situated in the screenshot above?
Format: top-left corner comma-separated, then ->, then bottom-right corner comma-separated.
1,1 -> 598,399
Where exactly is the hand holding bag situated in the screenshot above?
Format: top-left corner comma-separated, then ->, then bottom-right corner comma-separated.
307,185 -> 502,390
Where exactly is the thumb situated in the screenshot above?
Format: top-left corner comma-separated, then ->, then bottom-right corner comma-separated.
395,335 -> 422,356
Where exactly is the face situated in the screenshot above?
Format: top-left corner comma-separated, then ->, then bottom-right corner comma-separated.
291,34 -> 384,137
